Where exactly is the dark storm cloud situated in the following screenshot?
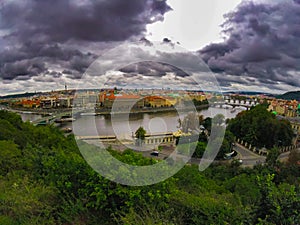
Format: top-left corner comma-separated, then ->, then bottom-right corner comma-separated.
157,51 -> 210,73
1,59 -> 46,80
119,61 -> 189,77
0,0 -> 171,81
213,73 -> 250,87
199,0 -> 300,88
0,42 -> 98,80
69,52 -> 98,74
0,0 -> 171,43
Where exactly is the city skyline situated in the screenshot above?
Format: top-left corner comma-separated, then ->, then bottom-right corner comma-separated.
1,0 -> 300,95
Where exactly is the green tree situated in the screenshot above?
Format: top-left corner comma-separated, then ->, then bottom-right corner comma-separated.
227,105 -> 294,148
193,141 -> 207,158
135,126 -> 146,146
266,148 -> 280,168
256,174 -> 300,224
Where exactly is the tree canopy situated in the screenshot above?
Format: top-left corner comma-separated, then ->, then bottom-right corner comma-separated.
227,105 -> 294,148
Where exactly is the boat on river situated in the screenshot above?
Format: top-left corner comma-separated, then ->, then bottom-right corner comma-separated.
54,115 -> 76,123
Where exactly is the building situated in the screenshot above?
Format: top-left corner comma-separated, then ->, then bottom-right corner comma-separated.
143,132 -> 175,145
188,93 -> 207,102
21,99 -> 40,108
268,99 -> 299,117
276,115 -> 300,146
40,97 -> 59,109
100,90 -> 144,110
288,117 -> 300,135
144,96 -> 177,108
73,91 -> 99,107
57,97 -> 73,108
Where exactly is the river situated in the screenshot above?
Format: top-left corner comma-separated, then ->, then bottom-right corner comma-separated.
71,107 -> 243,138
19,107 -> 244,138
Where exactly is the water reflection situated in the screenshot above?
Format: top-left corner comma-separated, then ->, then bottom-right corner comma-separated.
18,107 -> 245,137
71,107 -> 243,137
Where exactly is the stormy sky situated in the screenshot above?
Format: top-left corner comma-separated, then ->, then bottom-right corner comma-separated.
200,0 -> 300,93
0,0 -> 300,94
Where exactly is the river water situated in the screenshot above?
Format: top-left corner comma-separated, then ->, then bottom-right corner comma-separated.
19,107 -> 244,138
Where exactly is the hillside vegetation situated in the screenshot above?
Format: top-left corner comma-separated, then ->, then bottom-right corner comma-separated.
227,105 -> 294,148
276,90 -> 300,101
0,110 -> 299,224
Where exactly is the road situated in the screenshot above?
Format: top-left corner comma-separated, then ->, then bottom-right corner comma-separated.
135,142 -> 293,168
232,143 -> 266,167
82,139 -> 293,168
233,143 -> 295,167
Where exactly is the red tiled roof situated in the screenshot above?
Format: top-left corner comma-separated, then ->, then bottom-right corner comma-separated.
106,94 -> 141,100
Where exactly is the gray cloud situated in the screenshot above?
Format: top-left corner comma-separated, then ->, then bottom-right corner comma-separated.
0,0 -> 171,84
0,0 -> 171,43
1,58 -> 46,80
199,0 -> 300,89
119,61 -> 189,78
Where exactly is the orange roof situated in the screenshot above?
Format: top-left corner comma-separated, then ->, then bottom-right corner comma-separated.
145,96 -> 165,101
106,94 -> 140,100
115,95 -> 140,99
22,99 -> 40,104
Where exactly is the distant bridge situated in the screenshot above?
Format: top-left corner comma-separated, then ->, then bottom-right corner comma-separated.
211,99 -> 259,109
32,110 -> 83,126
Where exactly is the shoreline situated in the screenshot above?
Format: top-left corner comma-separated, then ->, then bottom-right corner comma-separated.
6,104 -> 209,116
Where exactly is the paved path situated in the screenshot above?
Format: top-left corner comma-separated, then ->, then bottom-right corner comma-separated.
82,139 -> 294,168
233,143 -> 294,167
233,143 -> 266,166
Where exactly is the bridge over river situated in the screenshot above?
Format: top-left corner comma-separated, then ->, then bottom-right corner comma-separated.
32,110 -> 79,126
211,99 -> 259,109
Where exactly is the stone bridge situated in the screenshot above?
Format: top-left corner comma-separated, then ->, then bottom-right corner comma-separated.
211,99 -> 259,109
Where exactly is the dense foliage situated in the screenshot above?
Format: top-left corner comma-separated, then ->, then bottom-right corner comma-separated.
227,105 -> 294,148
0,110 -> 299,224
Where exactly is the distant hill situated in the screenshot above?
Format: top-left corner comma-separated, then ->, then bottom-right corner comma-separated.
276,91 -> 300,101
0,92 -> 42,100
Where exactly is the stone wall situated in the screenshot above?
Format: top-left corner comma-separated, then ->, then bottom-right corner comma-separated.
235,138 -> 298,155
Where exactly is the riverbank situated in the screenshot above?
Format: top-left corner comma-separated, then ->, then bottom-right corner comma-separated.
1,105 -> 72,116
5,104 -> 209,116
95,105 -> 209,115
